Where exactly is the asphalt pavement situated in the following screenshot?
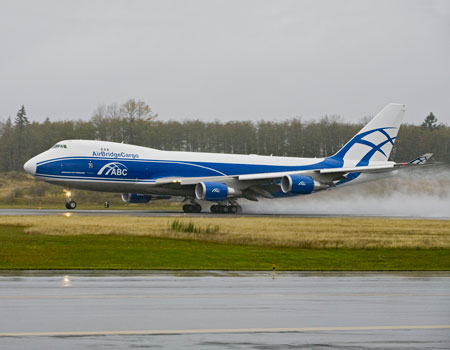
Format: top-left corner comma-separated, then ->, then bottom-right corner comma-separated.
0,271 -> 449,349
1,208 -> 448,219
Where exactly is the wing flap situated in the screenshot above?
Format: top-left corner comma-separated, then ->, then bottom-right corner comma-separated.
238,170 -> 309,181
319,164 -> 395,174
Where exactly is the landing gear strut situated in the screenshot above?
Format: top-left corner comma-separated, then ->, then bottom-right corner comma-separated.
210,204 -> 241,214
182,203 -> 202,213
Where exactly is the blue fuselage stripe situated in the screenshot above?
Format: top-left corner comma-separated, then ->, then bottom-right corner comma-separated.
36,156 -> 343,182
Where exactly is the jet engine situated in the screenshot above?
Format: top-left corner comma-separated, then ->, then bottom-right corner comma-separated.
281,175 -> 327,194
121,193 -> 152,203
195,182 -> 240,201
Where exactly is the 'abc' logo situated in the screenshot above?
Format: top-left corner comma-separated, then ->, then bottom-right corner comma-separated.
97,162 -> 128,176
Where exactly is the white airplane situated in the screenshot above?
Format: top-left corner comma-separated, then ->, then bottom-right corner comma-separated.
24,103 -> 432,213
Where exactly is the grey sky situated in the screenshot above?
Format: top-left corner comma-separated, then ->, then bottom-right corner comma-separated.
1,0 -> 449,124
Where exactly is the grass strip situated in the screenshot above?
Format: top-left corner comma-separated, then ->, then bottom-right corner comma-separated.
1,225 -> 449,270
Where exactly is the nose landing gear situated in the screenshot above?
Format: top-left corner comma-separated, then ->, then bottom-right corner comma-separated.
64,190 -> 77,210
65,200 -> 77,210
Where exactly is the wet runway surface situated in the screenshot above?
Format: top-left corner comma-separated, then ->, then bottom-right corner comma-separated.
0,271 -> 449,349
1,208 -> 448,219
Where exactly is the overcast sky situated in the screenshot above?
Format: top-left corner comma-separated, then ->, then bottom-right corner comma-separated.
1,0 -> 449,124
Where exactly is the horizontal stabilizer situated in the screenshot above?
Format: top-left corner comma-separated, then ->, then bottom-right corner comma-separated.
408,153 -> 433,165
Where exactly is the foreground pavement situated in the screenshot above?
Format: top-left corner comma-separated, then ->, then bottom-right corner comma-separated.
0,271 -> 449,349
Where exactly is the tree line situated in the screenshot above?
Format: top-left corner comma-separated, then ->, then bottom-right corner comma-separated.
0,100 -> 448,172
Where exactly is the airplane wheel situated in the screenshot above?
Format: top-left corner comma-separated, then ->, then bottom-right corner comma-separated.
211,205 -> 239,214
183,204 -> 202,213
65,200 -> 76,210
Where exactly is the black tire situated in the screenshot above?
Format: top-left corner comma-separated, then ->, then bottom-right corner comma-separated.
66,200 -> 76,210
183,204 -> 192,213
230,205 -> 238,214
193,204 -> 202,213
210,205 -> 218,213
222,206 -> 230,214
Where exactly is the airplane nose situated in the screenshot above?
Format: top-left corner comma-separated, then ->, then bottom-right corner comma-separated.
24,158 -> 36,175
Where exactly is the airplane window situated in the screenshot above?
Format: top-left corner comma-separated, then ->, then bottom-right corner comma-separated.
51,144 -> 67,149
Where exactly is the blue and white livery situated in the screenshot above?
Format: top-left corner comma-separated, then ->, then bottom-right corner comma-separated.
23,103 -> 432,213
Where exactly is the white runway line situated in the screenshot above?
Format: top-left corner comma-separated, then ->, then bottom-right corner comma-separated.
1,325 -> 449,337
1,292 -> 450,300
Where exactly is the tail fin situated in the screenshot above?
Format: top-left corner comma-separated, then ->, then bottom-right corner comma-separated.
332,103 -> 406,166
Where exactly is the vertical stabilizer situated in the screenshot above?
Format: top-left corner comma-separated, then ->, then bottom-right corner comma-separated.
332,103 -> 405,166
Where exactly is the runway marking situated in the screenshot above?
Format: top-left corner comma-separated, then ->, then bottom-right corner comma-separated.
1,325 -> 449,337
1,292 -> 450,300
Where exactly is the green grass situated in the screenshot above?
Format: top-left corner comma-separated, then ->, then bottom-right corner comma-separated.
170,219 -> 220,234
1,225 -> 449,270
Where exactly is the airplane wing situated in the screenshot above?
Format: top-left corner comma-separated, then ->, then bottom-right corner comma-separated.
151,154 -> 433,187
238,164 -> 395,181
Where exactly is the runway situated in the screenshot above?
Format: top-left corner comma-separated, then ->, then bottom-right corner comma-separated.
0,272 -> 449,349
1,208 -> 449,219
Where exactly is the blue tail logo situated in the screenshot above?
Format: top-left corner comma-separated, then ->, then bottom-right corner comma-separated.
332,127 -> 397,165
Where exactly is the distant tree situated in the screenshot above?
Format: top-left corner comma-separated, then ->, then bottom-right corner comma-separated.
120,99 -> 157,122
15,105 -> 29,129
119,99 -> 158,144
421,112 -> 438,130
14,106 -> 30,169
0,117 -> 15,170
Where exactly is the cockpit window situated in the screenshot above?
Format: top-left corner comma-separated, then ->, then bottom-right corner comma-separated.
52,144 -> 67,149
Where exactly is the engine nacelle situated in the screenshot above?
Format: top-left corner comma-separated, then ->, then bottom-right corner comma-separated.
195,182 -> 239,201
121,193 -> 152,203
281,175 -> 317,194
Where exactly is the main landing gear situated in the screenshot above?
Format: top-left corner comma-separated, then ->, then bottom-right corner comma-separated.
64,190 -> 77,210
182,203 -> 202,213
182,199 -> 242,215
210,204 -> 242,214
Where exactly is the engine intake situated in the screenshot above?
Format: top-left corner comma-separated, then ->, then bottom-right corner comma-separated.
195,182 -> 239,201
121,193 -> 152,203
281,175 -> 325,194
